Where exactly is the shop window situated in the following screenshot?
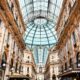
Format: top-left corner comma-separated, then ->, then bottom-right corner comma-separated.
77,52 -> 80,67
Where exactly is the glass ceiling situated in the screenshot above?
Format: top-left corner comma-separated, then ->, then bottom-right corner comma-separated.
19,0 -> 63,64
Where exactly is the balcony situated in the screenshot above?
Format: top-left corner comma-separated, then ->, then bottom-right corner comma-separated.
58,62 -> 80,77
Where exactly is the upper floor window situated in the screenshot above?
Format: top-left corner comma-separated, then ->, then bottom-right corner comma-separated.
65,62 -> 67,70
7,0 -> 14,11
68,2 -> 71,14
27,67 -> 29,73
0,19 -> 2,26
71,0 -> 76,7
28,56 -> 30,59
26,61 -> 29,63
53,68 -> 54,73
52,56 -> 54,59
13,41 -> 15,50
7,32 -> 10,44
69,58 -> 73,68
15,62 -> 18,72
61,66 -> 63,72
72,31 -> 76,44
10,58 -> 13,69
68,51 -> 71,58
39,67 -> 42,73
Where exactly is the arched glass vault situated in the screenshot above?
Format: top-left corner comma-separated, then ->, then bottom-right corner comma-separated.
19,0 -> 63,64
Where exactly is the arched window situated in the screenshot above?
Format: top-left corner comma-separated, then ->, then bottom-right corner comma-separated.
77,52 -> 80,67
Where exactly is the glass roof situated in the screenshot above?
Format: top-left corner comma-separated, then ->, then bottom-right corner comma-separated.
19,0 -> 63,64
33,46 -> 49,64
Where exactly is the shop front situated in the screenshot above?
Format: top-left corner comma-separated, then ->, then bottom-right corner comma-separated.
59,70 -> 80,80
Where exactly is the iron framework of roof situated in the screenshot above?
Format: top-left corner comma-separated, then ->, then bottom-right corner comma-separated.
19,0 -> 63,64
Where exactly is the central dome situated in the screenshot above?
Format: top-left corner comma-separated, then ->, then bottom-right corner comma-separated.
19,0 -> 63,49
34,18 -> 47,25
